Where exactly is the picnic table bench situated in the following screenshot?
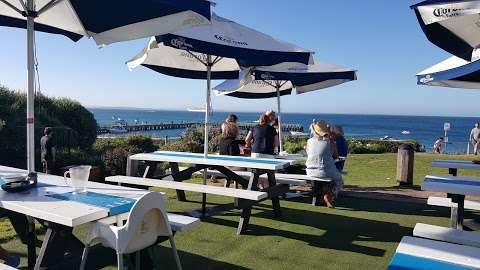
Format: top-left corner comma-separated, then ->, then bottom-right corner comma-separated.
121,151 -> 294,234
0,165 -> 199,270
189,167 -> 332,205
423,175 -> 480,230
388,236 -> 480,270
432,160 -> 480,176
413,223 -> 480,248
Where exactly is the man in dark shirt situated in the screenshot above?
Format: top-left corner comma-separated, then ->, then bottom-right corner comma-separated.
40,127 -> 57,174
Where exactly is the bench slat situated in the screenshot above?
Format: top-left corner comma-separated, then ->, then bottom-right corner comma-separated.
427,196 -> 480,211
413,223 -> 480,248
106,176 -> 267,201
395,236 -> 480,269
182,167 -> 331,183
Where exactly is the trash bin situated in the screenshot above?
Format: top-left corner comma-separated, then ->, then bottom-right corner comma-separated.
396,144 -> 414,186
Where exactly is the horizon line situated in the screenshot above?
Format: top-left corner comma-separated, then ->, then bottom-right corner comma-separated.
87,106 -> 480,119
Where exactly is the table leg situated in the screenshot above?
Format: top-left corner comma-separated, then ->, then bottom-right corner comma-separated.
170,162 -> 186,201
237,171 -> 260,234
34,228 -> 52,270
267,171 -> 281,218
312,181 -> 319,206
26,216 -> 36,270
448,193 -> 465,230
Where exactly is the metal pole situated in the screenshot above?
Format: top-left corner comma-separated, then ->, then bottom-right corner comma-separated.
26,0 -> 36,174
204,55 -> 212,159
202,55 -> 212,217
276,86 -> 283,153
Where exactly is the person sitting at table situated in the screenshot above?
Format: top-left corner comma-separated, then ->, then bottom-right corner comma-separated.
331,125 -> 348,172
221,114 -> 238,134
219,122 -> 245,157
245,114 -> 278,159
306,121 -> 343,208
265,109 -> 276,126
218,122 -> 246,187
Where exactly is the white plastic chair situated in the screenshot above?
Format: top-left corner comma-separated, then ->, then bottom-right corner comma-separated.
79,192 -> 182,270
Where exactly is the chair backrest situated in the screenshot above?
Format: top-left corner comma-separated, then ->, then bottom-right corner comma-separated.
117,192 -> 172,254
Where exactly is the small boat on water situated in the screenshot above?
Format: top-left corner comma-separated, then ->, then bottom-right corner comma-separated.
187,107 -> 206,113
109,119 -> 128,134
401,130 -> 411,135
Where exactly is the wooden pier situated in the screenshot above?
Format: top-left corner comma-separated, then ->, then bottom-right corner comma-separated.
98,122 -> 304,135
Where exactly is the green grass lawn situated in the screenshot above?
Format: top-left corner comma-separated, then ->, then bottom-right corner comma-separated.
2,153 -> 479,269
345,153 -> 480,188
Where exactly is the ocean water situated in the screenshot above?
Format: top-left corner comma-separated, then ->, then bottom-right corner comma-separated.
90,108 -> 480,153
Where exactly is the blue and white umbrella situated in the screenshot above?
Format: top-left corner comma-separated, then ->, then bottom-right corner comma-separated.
417,56 -> 480,88
0,0 -> 212,175
129,13 -> 314,159
411,0 -> 480,61
214,62 -> 357,152
128,13 -> 313,217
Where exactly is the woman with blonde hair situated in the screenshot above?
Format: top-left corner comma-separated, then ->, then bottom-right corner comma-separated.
306,121 -> 343,208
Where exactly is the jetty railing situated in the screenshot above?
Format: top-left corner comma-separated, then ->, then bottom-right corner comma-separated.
97,121 -> 304,135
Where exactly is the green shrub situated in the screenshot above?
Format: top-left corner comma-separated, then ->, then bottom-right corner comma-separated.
284,137 -> 307,154
0,85 -> 98,169
159,126 -> 221,153
94,135 -> 156,176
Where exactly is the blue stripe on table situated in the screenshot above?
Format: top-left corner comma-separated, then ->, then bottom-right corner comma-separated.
388,253 -> 477,270
151,151 -> 286,165
425,178 -> 480,187
48,192 -> 135,216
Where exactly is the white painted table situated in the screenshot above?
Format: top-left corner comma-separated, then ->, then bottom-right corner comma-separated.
126,151 -> 293,234
0,165 -> 194,269
432,160 -> 480,176
431,160 -> 480,229
388,236 -> 480,270
423,175 -> 480,230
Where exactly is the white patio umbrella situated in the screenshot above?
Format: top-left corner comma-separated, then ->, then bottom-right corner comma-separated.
417,55 -> 480,89
128,13 -> 313,216
411,0 -> 480,61
214,62 -> 357,153
0,0 -> 212,176
129,13 -> 314,159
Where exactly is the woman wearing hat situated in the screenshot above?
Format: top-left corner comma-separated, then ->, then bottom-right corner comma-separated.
306,121 -> 343,208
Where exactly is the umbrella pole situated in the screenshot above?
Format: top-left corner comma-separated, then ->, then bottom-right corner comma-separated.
26,1 -> 38,269
276,86 -> 283,153
26,0 -> 36,175
202,54 -> 212,217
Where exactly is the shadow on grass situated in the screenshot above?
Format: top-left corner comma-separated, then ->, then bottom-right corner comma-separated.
344,184 -> 423,191
285,195 -> 451,218
148,245 -> 251,270
202,203 -> 415,257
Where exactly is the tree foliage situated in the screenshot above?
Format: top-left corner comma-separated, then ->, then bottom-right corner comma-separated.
0,85 -> 98,168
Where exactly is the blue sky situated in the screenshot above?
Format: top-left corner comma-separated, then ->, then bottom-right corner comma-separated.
0,0 -> 477,117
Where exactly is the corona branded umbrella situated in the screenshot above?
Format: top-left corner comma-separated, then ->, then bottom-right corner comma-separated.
214,62 -> 357,153
411,0 -> 480,61
0,0 -> 212,177
128,13 -> 313,216
417,55 -> 480,88
129,13 -> 313,159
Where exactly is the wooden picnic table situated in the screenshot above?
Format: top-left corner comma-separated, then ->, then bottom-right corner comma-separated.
422,175 -> 480,230
126,151 -> 294,234
0,165 -> 196,270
